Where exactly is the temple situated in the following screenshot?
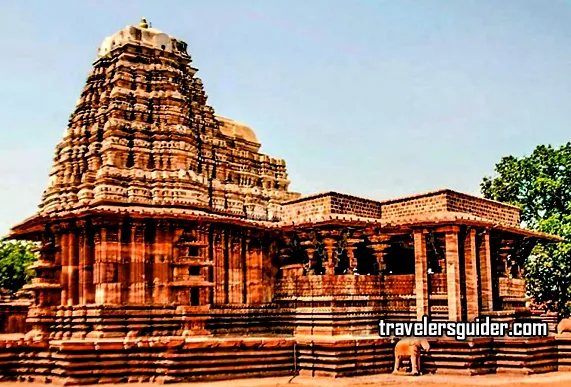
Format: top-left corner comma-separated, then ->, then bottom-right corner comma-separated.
3,20 -> 569,383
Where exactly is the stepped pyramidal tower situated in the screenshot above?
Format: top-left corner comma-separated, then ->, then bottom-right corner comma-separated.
11,18 -> 301,340
41,18 -> 298,219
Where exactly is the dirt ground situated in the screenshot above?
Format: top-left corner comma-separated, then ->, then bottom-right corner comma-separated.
4,372 -> 571,387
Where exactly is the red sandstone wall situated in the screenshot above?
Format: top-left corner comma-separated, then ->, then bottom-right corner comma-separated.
280,192 -> 383,222
380,193 -> 448,219
445,191 -> 520,227
280,195 -> 332,222
329,194 -> 383,219
0,302 -> 30,333
281,190 -> 521,227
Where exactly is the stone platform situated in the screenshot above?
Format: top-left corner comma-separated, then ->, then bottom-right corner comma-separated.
2,335 -> 571,385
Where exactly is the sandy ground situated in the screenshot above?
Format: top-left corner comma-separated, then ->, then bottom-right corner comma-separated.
4,372 -> 571,387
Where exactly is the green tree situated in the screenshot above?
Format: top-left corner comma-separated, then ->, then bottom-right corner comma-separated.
0,239 -> 38,294
481,142 -> 571,315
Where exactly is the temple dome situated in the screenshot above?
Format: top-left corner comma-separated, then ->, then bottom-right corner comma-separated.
216,115 -> 259,144
97,18 -> 177,58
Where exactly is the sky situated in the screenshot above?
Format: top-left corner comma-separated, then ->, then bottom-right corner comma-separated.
1,0 -> 571,236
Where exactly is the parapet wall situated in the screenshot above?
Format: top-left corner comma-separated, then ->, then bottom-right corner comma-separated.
279,194 -> 332,222
380,192 -> 448,219
445,190 -> 520,227
279,189 -> 521,227
280,192 -> 384,222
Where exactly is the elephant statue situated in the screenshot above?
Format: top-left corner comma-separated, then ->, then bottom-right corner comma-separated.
557,318 -> 571,334
393,338 -> 430,376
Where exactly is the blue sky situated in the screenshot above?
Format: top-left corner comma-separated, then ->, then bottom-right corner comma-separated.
1,1 -> 571,236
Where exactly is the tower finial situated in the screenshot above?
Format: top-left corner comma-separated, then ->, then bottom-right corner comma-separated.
139,17 -> 149,28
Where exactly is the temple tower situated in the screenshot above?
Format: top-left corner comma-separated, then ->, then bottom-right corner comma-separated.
40,18 -> 297,217
12,19 -> 299,340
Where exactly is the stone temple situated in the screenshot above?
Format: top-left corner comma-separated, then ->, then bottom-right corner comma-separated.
3,19 -> 571,383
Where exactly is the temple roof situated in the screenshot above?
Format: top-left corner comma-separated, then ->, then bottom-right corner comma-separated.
8,203 -> 562,243
97,18 -> 182,59
5,21 -> 562,246
215,115 -> 259,144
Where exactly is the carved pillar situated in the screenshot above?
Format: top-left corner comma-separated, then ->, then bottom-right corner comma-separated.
68,228 -> 79,306
443,227 -> 462,321
129,223 -> 146,304
322,237 -> 337,275
278,234 -> 293,272
93,227 -> 104,304
478,230 -> 494,312
213,230 -> 226,305
464,228 -> 479,320
60,229 -> 70,306
229,234 -> 243,304
246,238 -> 263,304
346,236 -> 361,275
152,221 -> 171,305
242,234 -> 249,304
413,229 -> 429,320
369,235 -> 390,274
94,226 -> 121,305
301,239 -> 317,275
78,220 -> 95,305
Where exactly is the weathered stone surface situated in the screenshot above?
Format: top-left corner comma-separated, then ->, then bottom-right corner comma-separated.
1,19 -> 564,383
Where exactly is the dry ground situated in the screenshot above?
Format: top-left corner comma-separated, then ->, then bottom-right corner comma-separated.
4,372 -> 571,387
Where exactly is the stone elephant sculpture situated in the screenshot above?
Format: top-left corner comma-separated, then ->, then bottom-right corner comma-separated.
557,318 -> 571,334
393,338 -> 430,375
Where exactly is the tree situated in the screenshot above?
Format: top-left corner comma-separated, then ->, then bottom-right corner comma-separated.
0,239 -> 38,294
481,142 -> 571,315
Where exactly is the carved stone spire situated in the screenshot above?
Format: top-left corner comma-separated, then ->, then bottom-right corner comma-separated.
37,21 -> 299,218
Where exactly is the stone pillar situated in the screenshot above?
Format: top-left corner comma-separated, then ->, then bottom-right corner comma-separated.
443,227 -> 462,321
94,227 -> 121,305
345,245 -> 358,274
246,238 -> 263,304
78,224 -> 86,304
346,237 -> 361,274
478,230 -> 494,312
369,235 -> 390,274
464,228 -> 479,320
129,223 -> 146,304
93,227 -> 104,304
322,237 -> 337,275
152,222 -> 171,305
413,230 -> 429,320
305,247 -> 317,275
229,235 -> 243,304
68,230 -> 79,305
60,230 -> 70,306
78,225 -> 94,305
213,231 -> 226,305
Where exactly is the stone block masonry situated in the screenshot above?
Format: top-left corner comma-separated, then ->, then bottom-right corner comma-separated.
4,18 -> 563,383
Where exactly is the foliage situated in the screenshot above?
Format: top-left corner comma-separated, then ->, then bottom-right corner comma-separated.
481,142 -> 571,315
0,239 -> 38,294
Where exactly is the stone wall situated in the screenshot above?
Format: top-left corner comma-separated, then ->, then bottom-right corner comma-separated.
445,191 -> 520,227
381,192 -> 448,219
280,192 -> 384,222
280,189 -> 521,227
330,193 -> 383,218
279,194 -> 332,222
0,301 -> 30,333
2,335 -> 571,382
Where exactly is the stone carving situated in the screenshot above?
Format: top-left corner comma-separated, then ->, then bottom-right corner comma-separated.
557,318 -> 571,334
393,338 -> 430,376
2,19 -> 563,383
